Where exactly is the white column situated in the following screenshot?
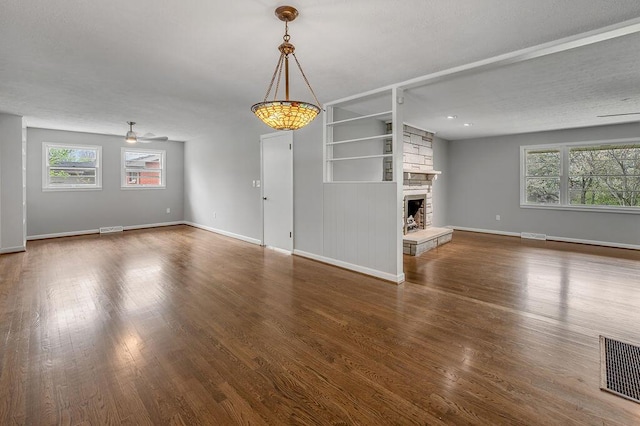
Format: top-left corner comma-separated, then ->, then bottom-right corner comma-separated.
392,87 -> 405,282
0,113 -> 26,253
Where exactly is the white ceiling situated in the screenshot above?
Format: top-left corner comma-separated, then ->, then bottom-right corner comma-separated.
1,0 -> 640,141
404,30 -> 640,139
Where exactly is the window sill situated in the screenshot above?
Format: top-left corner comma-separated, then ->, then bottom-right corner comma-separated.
42,187 -> 102,192
520,204 -> 640,215
120,186 -> 166,190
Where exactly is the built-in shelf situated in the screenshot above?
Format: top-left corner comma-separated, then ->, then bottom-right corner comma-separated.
326,110 -> 393,126
323,90 -> 398,183
325,181 -> 397,185
328,154 -> 393,162
327,134 -> 390,146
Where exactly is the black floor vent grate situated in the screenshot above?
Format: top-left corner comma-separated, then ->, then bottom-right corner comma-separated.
600,336 -> 640,404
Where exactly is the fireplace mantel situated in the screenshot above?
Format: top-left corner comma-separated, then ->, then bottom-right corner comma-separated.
403,169 -> 441,178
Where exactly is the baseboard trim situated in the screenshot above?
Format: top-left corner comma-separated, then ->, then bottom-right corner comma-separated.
265,246 -> 292,255
451,226 -> 521,237
451,226 -> 640,251
0,245 -> 26,254
184,222 -> 262,246
27,229 -> 100,240
546,235 -> 640,251
123,221 -> 185,231
27,221 -> 185,241
293,249 -> 405,284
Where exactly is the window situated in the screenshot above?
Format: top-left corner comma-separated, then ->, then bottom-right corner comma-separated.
43,143 -> 102,190
521,140 -> 640,211
524,149 -> 561,204
121,148 -> 166,189
569,145 -> 640,207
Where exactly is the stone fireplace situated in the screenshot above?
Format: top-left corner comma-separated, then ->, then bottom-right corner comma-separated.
386,123 -> 437,233
385,123 -> 453,255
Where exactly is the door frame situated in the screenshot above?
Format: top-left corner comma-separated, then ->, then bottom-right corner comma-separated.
260,131 -> 294,252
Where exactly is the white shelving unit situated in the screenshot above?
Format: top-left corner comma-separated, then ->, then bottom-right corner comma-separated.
320,87 -> 405,283
323,89 -> 397,183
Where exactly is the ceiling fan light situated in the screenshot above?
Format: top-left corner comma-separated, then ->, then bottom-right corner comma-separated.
125,130 -> 137,143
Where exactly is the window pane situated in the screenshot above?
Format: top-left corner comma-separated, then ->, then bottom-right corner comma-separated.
525,149 -> 560,204
44,144 -> 100,189
526,150 -> 560,177
125,151 -> 162,169
122,148 -> 165,188
526,177 -> 560,204
48,147 -> 97,167
126,172 -> 139,184
126,171 -> 161,186
48,168 -> 96,185
569,144 -> 640,207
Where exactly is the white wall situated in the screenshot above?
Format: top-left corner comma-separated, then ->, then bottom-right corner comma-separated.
0,113 -> 25,252
322,182 -> 399,279
448,122 -> 640,247
183,118 -> 265,242
183,115 -> 326,250
26,128 -> 184,237
431,135 -> 449,227
293,119 -> 324,254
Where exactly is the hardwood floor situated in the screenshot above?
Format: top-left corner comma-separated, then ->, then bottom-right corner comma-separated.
1,226 -> 640,424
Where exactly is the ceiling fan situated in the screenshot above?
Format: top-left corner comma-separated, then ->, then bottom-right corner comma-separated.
125,121 -> 168,143
596,112 -> 640,118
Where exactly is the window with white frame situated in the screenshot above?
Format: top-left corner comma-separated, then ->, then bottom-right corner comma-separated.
521,140 -> 640,211
523,148 -> 561,204
42,143 -> 102,190
121,148 -> 166,189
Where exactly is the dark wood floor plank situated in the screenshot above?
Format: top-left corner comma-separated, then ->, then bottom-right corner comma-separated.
1,226 -> 640,424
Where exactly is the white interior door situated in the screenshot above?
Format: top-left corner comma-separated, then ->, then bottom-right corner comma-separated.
261,131 -> 293,252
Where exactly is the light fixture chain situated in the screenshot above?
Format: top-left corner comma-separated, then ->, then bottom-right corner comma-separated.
283,21 -> 290,42
273,53 -> 285,101
292,53 -> 320,107
263,52 -> 285,102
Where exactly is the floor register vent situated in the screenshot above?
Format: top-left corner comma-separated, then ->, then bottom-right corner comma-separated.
521,232 -> 547,240
100,226 -> 124,234
600,336 -> 640,404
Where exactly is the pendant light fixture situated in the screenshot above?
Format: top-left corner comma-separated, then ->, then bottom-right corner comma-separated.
251,6 -> 321,131
125,121 -> 137,143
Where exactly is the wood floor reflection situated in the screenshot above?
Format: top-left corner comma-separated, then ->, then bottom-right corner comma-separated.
1,226 -> 639,424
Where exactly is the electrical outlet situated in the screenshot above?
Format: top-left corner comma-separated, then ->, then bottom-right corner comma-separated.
166,207 -> 171,214
252,180 -> 256,187
213,211 -> 217,218
256,180 -> 261,188
495,214 -> 501,221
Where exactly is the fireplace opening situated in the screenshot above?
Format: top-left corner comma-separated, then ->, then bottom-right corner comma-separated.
407,199 -> 423,232
404,194 -> 428,234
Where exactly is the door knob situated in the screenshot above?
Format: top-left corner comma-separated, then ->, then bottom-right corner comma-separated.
263,197 -> 267,200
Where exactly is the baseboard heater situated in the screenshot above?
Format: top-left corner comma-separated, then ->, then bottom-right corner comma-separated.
100,226 -> 124,234
521,232 -> 547,240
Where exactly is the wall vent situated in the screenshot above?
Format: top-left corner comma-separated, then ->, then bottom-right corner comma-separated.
100,226 -> 124,234
521,232 -> 546,240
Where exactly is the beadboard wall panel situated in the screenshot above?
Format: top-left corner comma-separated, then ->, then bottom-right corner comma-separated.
323,182 -> 398,277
